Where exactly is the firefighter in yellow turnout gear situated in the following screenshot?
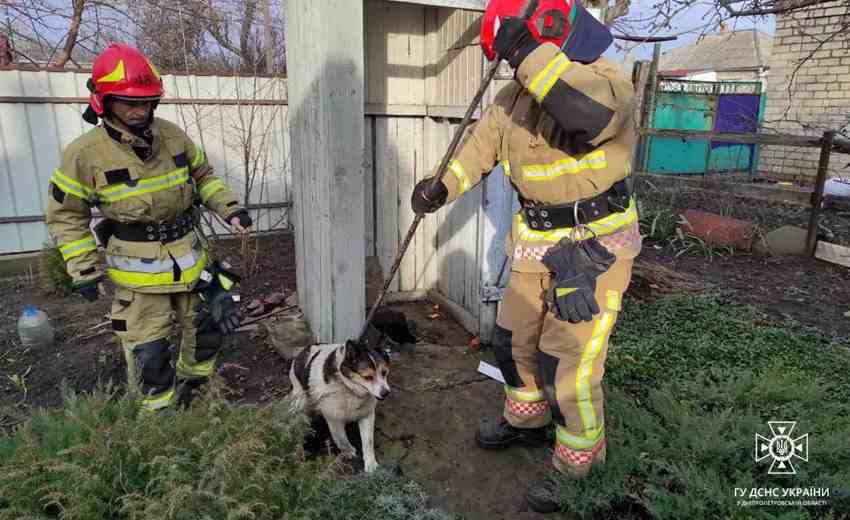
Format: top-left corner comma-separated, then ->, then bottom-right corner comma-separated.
411,0 -> 641,512
46,44 -> 251,411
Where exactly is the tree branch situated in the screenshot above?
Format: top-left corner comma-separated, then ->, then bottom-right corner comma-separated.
54,0 -> 85,67
605,0 -> 631,25
724,0 -> 838,17
202,1 -> 244,60
240,0 -> 257,68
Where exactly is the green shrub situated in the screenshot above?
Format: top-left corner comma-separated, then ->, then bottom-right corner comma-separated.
318,468 -> 461,520
38,241 -> 74,297
0,380 -> 455,520
553,296 -> 850,519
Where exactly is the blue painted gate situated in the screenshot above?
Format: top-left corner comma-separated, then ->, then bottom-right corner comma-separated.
645,79 -> 764,175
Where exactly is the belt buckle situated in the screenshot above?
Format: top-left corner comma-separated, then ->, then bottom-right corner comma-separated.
572,199 -> 603,242
574,194 -> 604,225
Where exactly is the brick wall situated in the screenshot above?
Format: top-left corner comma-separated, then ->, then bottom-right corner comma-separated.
715,70 -> 761,82
759,1 -> 850,184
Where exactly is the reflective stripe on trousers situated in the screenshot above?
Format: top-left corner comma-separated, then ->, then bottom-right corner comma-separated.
106,249 -> 208,288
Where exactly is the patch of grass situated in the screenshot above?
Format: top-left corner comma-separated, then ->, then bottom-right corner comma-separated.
555,295 -> 850,519
38,241 -> 74,297
0,380 -> 455,520
637,188 -> 682,244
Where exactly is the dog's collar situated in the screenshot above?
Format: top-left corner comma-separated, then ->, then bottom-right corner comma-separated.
336,346 -> 372,398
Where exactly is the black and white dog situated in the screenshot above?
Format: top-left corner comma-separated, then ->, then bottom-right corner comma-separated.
289,340 -> 391,473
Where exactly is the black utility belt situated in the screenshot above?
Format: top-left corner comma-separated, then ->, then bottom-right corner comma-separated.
111,209 -> 197,243
520,179 -> 632,230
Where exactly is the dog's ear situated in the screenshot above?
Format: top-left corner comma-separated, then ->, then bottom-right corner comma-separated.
372,341 -> 390,363
343,339 -> 363,363
372,333 -> 388,351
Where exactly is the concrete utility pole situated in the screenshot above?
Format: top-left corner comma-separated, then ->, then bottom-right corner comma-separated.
285,0 -> 366,343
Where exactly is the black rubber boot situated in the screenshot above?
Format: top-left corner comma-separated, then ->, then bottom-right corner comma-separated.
525,468 -> 562,514
475,416 -> 550,449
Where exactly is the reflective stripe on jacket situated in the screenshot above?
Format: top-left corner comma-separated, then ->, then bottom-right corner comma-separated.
430,44 -> 641,272
46,117 -> 243,291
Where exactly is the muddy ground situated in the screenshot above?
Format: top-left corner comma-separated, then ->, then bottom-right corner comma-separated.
639,246 -> 850,339
0,233 -> 297,415
637,177 -> 850,247
1,209 -> 848,518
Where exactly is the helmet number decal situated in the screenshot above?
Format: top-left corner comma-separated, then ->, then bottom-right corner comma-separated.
132,74 -> 157,87
535,9 -> 568,39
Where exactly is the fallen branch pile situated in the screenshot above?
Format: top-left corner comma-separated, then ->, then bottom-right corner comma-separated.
631,258 -> 708,299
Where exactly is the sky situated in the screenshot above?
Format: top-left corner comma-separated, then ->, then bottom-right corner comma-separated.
602,0 -> 776,62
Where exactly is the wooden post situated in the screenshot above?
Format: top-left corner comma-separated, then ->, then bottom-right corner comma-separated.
630,60 -> 650,174
806,131 -> 834,257
286,0 -> 365,343
639,43 -> 662,173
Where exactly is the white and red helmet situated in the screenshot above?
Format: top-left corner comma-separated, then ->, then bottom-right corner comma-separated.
480,0 -> 613,63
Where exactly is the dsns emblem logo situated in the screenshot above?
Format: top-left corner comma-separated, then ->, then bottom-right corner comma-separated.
754,421 -> 808,475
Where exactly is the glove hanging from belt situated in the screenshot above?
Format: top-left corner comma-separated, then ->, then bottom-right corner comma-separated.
194,260 -> 243,335
541,237 -> 615,323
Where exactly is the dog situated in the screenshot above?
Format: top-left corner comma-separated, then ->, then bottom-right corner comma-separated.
289,339 -> 390,473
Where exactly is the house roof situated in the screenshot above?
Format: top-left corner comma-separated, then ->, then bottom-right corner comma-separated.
381,0 -> 486,10
659,29 -> 773,74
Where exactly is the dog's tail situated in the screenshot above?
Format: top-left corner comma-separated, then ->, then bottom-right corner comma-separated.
286,347 -> 312,414
286,363 -> 308,414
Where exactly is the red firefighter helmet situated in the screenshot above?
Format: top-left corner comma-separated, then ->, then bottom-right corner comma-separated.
480,0 -> 612,64
87,43 -> 163,117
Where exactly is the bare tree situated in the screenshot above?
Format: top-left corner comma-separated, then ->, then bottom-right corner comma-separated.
0,0 -> 285,72
722,0 -> 839,17
611,0 -> 848,44
1,1 -> 133,65
133,0 -> 207,70
54,0 -> 85,66
604,0 -> 632,25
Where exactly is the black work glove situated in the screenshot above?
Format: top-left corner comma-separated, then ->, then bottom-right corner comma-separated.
76,279 -> 101,302
493,17 -> 539,68
541,238 -> 615,323
195,292 -> 243,335
228,210 -> 253,229
411,178 -> 449,214
548,272 -> 599,323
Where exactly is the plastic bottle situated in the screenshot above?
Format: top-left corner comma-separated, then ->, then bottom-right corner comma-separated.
17,306 -> 54,348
